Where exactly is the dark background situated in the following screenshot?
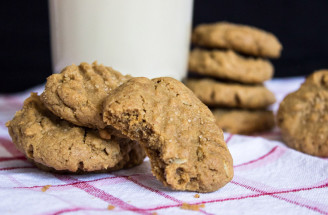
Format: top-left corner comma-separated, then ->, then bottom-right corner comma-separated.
1,0 -> 328,92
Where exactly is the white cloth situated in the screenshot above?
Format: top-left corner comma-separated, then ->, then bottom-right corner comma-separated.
1,77 -> 328,215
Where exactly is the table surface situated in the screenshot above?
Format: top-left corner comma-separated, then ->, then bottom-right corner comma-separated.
0,77 -> 327,215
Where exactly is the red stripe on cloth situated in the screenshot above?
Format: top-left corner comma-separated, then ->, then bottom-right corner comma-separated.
16,173 -> 213,215
15,174 -> 153,190
312,178 -> 328,187
0,138 -> 23,157
143,193 -> 268,211
234,146 -> 282,169
0,156 -> 26,162
126,175 -> 181,203
40,180 -> 328,214
125,175 -> 214,215
232,180 -> 328,215
0,166 -> 35,171
233,176 -> 328,213
225,134 -> 234,144
15,175 -> 129,189
51,207 -> 107,215
143,181 -> 328,212
6,174 -> 25,186
54,175 -> 153,215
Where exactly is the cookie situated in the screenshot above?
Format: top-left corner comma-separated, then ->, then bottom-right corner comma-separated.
102,77 -> 234,192
212,109 -> 275,134
277,70 -> 328,157
191,22 -> 282,58
185,78 -> 276,109
6,93 -> 145,173
41,62 -> 131,129
303,69 -> 328,87
188,49 -> 273,84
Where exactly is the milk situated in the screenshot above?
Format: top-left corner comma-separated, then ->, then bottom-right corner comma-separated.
49,0 -> 193,80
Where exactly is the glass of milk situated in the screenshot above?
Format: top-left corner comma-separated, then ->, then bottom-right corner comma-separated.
48,0 -> 194,81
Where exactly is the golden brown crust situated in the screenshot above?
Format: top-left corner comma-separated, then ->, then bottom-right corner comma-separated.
41,62 -> 131,129
277,70 -> 328,157
188,49 -> 274,84
192,22 -> 282,58
303,69 -> 328,87
6,93 -> 145,172
102,77 -> 234,192
213,109 -> 275,134
185,78 -> 276,109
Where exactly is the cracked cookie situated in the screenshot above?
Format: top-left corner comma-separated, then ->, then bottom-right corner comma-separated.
192,22 -> 282,58
185,78 -> 275,109
102,77 -> 234,192
188,49 -> 273,84
277,70 -> 328,157
41,62 -> 131,129
213,109 -> 275,134
6,93 -> 145,172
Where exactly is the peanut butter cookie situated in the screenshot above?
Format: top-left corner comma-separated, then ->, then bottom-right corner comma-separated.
192,22 -> 282,58
277,70 -> 328,156
185,78 -> 275,109
6,93 -> 145,173
213,109 -> 275,134
303,69 -> 328,86
102,77 -> 234,192
41,62 -> 131,129
188,49 -> 273,84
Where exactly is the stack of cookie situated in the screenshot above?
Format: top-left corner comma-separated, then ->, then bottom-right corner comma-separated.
6,62 -> 234,192
185,22 -> 282,134
6,62 -> 146,173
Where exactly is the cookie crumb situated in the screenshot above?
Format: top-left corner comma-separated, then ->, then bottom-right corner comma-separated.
41,185 -> 51,192
107,205 -> 115,210
180,203 -> 205,211
194,194 -> 200,198
151,213 -> 158,215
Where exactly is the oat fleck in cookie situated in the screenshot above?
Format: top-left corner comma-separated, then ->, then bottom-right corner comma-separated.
6,93 -> 145,172
188,49 -> 274,84
41,62 -> 131,129
213,109 -> 275,135
277,70 -> 328,157
192,22 -> 282,58
102,77 -> 234,192
185,79 -> 276,109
